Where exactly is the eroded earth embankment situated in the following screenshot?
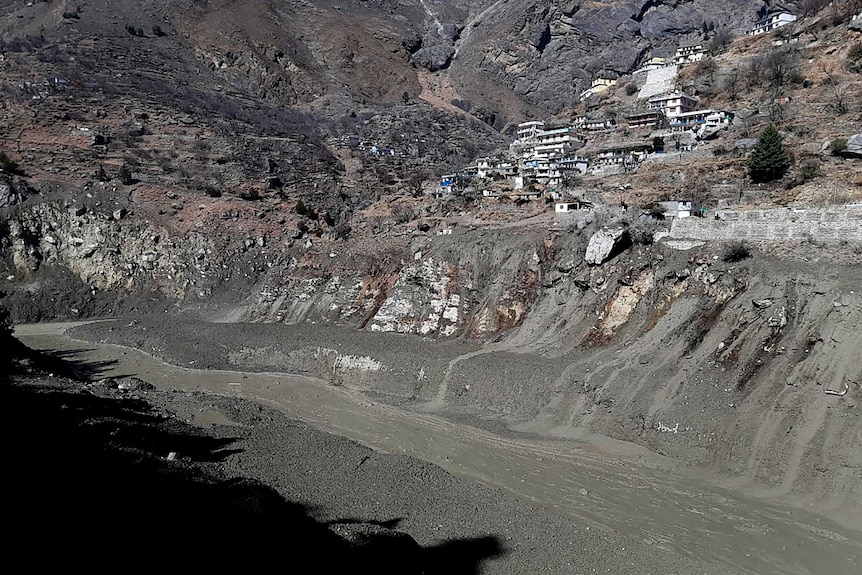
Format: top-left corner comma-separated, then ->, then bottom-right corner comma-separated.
70,242 -> 862,530
5,197 -> 861,525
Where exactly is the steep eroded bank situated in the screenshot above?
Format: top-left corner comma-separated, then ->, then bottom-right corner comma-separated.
68,233 -> 862,527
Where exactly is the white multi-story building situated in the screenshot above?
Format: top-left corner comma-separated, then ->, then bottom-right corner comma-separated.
510,124 -> 582,160
633,57 -> 668,75
748,12 -> 797,35
508,122 -> 588,187
674,44 -> 705,65
648,91 -> 699,119
580,117 -> 616,132
579,77 -> 617,101
476,157 -> 517,179
516,121 -> 545,140
669,109 -> 733,133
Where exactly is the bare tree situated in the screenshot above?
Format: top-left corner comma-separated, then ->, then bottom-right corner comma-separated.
744,56 -> 764,93
821,63 -> 852,114
708,27 -> 734,54
695,59 -> 718,90
719,70 -> 741,101
764,47 -> 801,92
798,0 -> 833,16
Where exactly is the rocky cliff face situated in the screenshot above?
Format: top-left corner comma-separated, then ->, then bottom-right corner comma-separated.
447,0 -> 767,117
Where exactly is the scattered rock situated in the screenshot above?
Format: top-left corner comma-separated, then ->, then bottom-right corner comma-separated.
702,272 -> 718,285
843,134 -> 862,158
557,256 -> 577,273
117,377 -> 156,392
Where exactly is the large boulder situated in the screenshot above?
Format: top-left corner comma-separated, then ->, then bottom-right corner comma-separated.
0,176 -> 30,208
843,134 -> 862,158
412,45 -> 455,71
735,138 -> 758,151
585,227 -> 629,265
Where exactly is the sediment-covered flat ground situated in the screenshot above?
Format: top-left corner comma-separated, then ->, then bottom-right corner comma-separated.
13,320 -> 862,575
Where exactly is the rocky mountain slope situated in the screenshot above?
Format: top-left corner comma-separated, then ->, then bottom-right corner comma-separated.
448,0 -> 767,117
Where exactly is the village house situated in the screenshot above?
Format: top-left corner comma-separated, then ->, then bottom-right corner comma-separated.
673,44 -> 705,65
554,198 -> 593,213
519,155 -> 587,188
669,109 -> 733,133
557,156 -> 589,175
476,157 -> 518,179
509,121 -> 589,187
576,116 -> 617,132
590,142 -> 652,173
510,123 -> 583,161
747,12 -> 797,35
648,91 -> 698,119
658,200 -> 705,219
579,77 -> 617,101
522,158 -> 562,186
516,121 -> 546,140
633,57 -> 668,75
626,111 -> 666,130
437,173 -> 470,196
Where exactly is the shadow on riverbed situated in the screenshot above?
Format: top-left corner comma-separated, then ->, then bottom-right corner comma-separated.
4,343 -> 505,572
0,337 -> 118,380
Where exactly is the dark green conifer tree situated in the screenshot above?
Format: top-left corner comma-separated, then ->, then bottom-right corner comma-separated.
747,124 -> 790,183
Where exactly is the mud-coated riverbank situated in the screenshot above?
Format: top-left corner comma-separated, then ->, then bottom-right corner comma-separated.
10,324 -> 743,574
15,321 -> 862,575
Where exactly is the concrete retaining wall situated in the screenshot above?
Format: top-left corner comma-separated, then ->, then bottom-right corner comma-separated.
638,65 -> 678,100
669,206 -> 862,242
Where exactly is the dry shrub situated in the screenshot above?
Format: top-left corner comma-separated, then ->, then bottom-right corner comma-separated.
722,241 -> 752,263
391,204 -> 416,224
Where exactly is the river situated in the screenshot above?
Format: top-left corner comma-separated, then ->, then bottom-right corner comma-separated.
15,322 -> 862,575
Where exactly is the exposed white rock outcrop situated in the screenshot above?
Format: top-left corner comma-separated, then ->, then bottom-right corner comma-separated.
585,227 -> 629,265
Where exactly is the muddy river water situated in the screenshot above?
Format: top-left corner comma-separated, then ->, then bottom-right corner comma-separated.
16,322 -> 861,575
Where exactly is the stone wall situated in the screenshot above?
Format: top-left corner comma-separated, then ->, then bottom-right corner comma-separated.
669,206 -> 862,242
